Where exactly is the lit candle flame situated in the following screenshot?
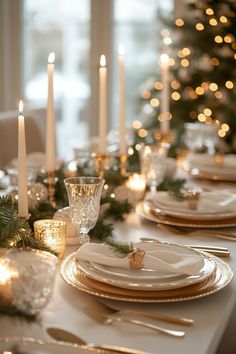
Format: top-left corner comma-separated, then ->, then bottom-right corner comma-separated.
118,44 -> 125,56
0,260 -> 18,285
19,100 -> 23,115
160,53 -> 169,66
100,54 -> 106,67
48,52 -> 55,64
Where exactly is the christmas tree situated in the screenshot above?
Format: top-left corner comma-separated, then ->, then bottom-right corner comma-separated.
134,0 -> 236,153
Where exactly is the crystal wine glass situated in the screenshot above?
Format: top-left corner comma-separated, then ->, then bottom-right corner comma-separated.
64,177 -> 104,245
139,142 -> 169,193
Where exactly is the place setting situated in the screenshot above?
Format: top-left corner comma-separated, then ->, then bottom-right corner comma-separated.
137,187 -> 236,232
61,238 -> 233,305
184,153 -> 236,182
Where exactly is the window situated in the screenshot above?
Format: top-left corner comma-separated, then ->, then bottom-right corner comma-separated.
112,0 -> 173,126
23,0 -> 90,158
23,0 -> 173,159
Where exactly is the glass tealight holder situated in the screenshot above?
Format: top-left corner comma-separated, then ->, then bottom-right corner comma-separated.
126,173 -> 146,202
5,248 -> 58,315
0,256 -> 18,304
139,142 -> 169,192
34,219 -> 66,259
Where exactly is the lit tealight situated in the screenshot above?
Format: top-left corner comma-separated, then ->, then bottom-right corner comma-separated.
34,219 -> 66,259
126,173 -> 146,201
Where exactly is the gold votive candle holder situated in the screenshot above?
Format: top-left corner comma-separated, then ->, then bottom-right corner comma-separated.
34,219 -> 66,259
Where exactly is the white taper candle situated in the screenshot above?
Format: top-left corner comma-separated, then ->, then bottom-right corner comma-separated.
118,44 -> 126,155
18,100 -> 28,217
160,53 -> 170,133
99,54 -> 107,154
46,52 -> 56,172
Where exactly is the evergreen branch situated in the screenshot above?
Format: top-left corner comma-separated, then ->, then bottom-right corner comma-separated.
0,196 -> 57,255
0,303 -> 36,321
105,239 -> 134,258
103,169 -> 128,187
101,196 -> 132,221
89,220 -> 114,242
28,201 -> 57,229
158,177 -> 186,200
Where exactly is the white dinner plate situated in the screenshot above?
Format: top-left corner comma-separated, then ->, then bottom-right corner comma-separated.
76,255 -> 216,291
0,337 -> 127,354
147,191 -> 236,221
61,252 -> 233,303
188,153 -> 236,170
90,261 -> 180,280
186,153 -> 236,181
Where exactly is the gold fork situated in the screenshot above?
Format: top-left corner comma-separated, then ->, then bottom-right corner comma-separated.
87,297 -> 194,326
103,315 -> 186,338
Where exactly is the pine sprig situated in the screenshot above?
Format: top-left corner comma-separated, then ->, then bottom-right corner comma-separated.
89,220 -> 114,242
105,238 -> 134,258
101,196 -> 132,221
28,201 -> 56,229
0,196 -> 56,254
158,177 -> 186,200
103,169 -> 128,187
0,302 -> 36,321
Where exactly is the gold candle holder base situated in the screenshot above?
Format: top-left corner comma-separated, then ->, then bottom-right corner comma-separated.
118,154 -> 128,176
44,171 -> 57,208
154,129 -> 176,145
92,153 -> 112,178
17,214 -> 31,220
214,153 -> 224,166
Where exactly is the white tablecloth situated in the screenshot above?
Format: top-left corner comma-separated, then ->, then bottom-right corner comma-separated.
0,211 -> 236,354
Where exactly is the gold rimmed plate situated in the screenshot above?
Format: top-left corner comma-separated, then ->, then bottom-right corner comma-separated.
60,252 -> 233,303
148,191 -> 236,221
189,168 -> 236,182
136,202 -> 236,229
76,248 -> 216,291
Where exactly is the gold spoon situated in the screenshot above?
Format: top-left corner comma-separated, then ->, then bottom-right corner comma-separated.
47,327 -> 145,354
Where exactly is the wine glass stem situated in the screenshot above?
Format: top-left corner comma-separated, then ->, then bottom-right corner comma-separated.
150,184 -> 157,193
80,233 -> 90,245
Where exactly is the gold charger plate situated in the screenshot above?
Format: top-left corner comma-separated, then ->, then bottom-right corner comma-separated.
189,168 -> 236,182
136,202 -> 236,228
60,252 -> 233,303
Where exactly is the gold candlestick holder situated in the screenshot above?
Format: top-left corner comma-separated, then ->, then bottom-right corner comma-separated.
44,171 -> 57,208
92,153 -> 112,178
154,129 -> 176,145
214,152 -> 224,166
118,153 -> 128,176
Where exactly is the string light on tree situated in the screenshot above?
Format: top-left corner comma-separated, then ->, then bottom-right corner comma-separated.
196,23 -> 204,31
175,18 -> 184,26
206,8 -> 214,15
209,18 -> 218,26
136,0 -> 236,154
